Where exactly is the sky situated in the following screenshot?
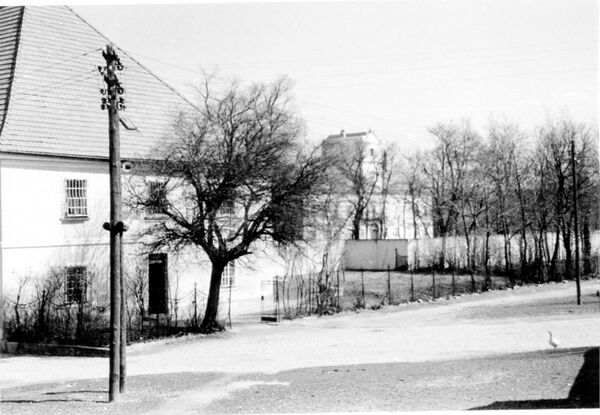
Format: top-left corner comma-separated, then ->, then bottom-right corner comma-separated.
62,0 -> 598,150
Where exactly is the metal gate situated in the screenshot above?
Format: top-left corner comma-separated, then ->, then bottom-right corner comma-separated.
260,278 -> 280,323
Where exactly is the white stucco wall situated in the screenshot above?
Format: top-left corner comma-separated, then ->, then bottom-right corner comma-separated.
0,154 -> 286,321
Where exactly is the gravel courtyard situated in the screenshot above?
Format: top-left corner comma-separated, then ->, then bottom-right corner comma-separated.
1,279 -> 598,414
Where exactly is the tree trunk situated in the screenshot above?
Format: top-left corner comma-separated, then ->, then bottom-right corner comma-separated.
440,234 -> 447,271
538,229 -> 547,282
562,220 -> 572,280
200,261 -> 226,333
352,210 -> 361,240
411,197 -> 419,239
483,195 -> 491,289
582,216 -> 592,275
550,226 -> 561,281
503,234 -> 511,275
484,231 -> 491,289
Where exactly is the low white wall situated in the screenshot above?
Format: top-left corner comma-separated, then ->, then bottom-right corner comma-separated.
343,239 -> 408,270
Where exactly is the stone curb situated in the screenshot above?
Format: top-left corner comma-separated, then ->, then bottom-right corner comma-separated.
0,340 -> 108,357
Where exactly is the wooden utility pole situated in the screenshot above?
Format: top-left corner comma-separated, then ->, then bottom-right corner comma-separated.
571,139 -> 581,305
120,239 -> 127,393
100,44 -> 126,402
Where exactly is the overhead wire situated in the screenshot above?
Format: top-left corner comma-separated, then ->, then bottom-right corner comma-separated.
114,43 -> 595,137
13,47 -> 103,79
297,45 -> 596,82
14,69 -> 97,97
152,39 -> 596,69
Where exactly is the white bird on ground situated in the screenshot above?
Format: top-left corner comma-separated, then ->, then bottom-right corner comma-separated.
548,331 -> 559,351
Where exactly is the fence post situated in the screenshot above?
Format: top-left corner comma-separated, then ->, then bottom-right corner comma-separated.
308,273 -> 312,315
336,270 -> 340,310
432,270 -> 436,299
452,270 -> 455,296
387,265 -> 392,305
275,277 -> 280,321
361,268 -> 365,308
193,283 -> 198,328
228,276 -> 232,329
410,267 -> 415,302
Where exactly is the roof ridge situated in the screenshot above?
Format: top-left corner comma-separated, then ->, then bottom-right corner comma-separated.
66,5 -> 200,114
0,6 -> 24,139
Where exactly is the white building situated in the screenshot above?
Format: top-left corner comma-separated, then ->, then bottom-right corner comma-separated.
321,129 -> 431,241
0,7 -> 432,341
0,6 -> 287,338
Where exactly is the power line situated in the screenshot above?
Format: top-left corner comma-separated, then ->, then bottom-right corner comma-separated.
297,65 -> 596,91
15,70 -> 97,97
159,39 -> 596,69
14,47 -> 102,79
117,41 -> 595,85
297,45 -> 596,82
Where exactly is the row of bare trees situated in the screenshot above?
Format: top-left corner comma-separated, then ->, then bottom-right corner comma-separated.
126,72 -> 597,332
402,118 -> 599,283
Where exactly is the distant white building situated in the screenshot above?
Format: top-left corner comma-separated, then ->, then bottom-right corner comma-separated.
321,129 -> 431,241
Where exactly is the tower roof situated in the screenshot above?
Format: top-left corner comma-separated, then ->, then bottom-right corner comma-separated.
0,6 -> 195,160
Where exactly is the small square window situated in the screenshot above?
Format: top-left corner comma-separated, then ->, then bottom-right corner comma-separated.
65,266 -> 87,303
222,262 -> 235,288
65,179 -> 88,218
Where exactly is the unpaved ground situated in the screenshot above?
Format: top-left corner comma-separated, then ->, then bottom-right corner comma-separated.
1,279 -> 598,414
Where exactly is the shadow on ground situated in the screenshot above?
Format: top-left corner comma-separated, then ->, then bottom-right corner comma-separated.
1,398 -> 105,404
471,347 -> 599,410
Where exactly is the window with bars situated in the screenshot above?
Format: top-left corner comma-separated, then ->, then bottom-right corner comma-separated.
222,261 -> 235,288
64,179 -> 88,218
65,266 -> 87,303
148,181 -> 167,215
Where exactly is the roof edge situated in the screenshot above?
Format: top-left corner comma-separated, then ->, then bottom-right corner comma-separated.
0,6 -> 25,138
0,149 -> 153,164
66,5 -> 200,115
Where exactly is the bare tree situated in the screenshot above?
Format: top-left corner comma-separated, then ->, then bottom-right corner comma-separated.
534,119 -> 598,281
326,138 -> 383,240
419,121 -> 479,270
483,121 -> 530,279
401,152 -> 430,239
129,77 -> 329,333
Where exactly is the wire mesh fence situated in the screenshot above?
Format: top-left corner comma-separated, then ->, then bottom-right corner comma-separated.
265,268 -> 513,321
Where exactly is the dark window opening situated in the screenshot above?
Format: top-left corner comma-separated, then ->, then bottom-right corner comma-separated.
66,266 -> 87,303
148,253 -> 168,314
148,181 -> 167,215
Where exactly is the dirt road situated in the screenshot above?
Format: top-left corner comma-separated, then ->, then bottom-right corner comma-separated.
1,279 -> 598,413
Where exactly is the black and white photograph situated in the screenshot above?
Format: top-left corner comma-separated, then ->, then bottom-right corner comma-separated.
0,0 -> 598,413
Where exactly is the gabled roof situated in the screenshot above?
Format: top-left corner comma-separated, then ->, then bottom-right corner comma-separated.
0,6 -> 196,160
323,129 -> 382,147
325,130 -> 371,140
